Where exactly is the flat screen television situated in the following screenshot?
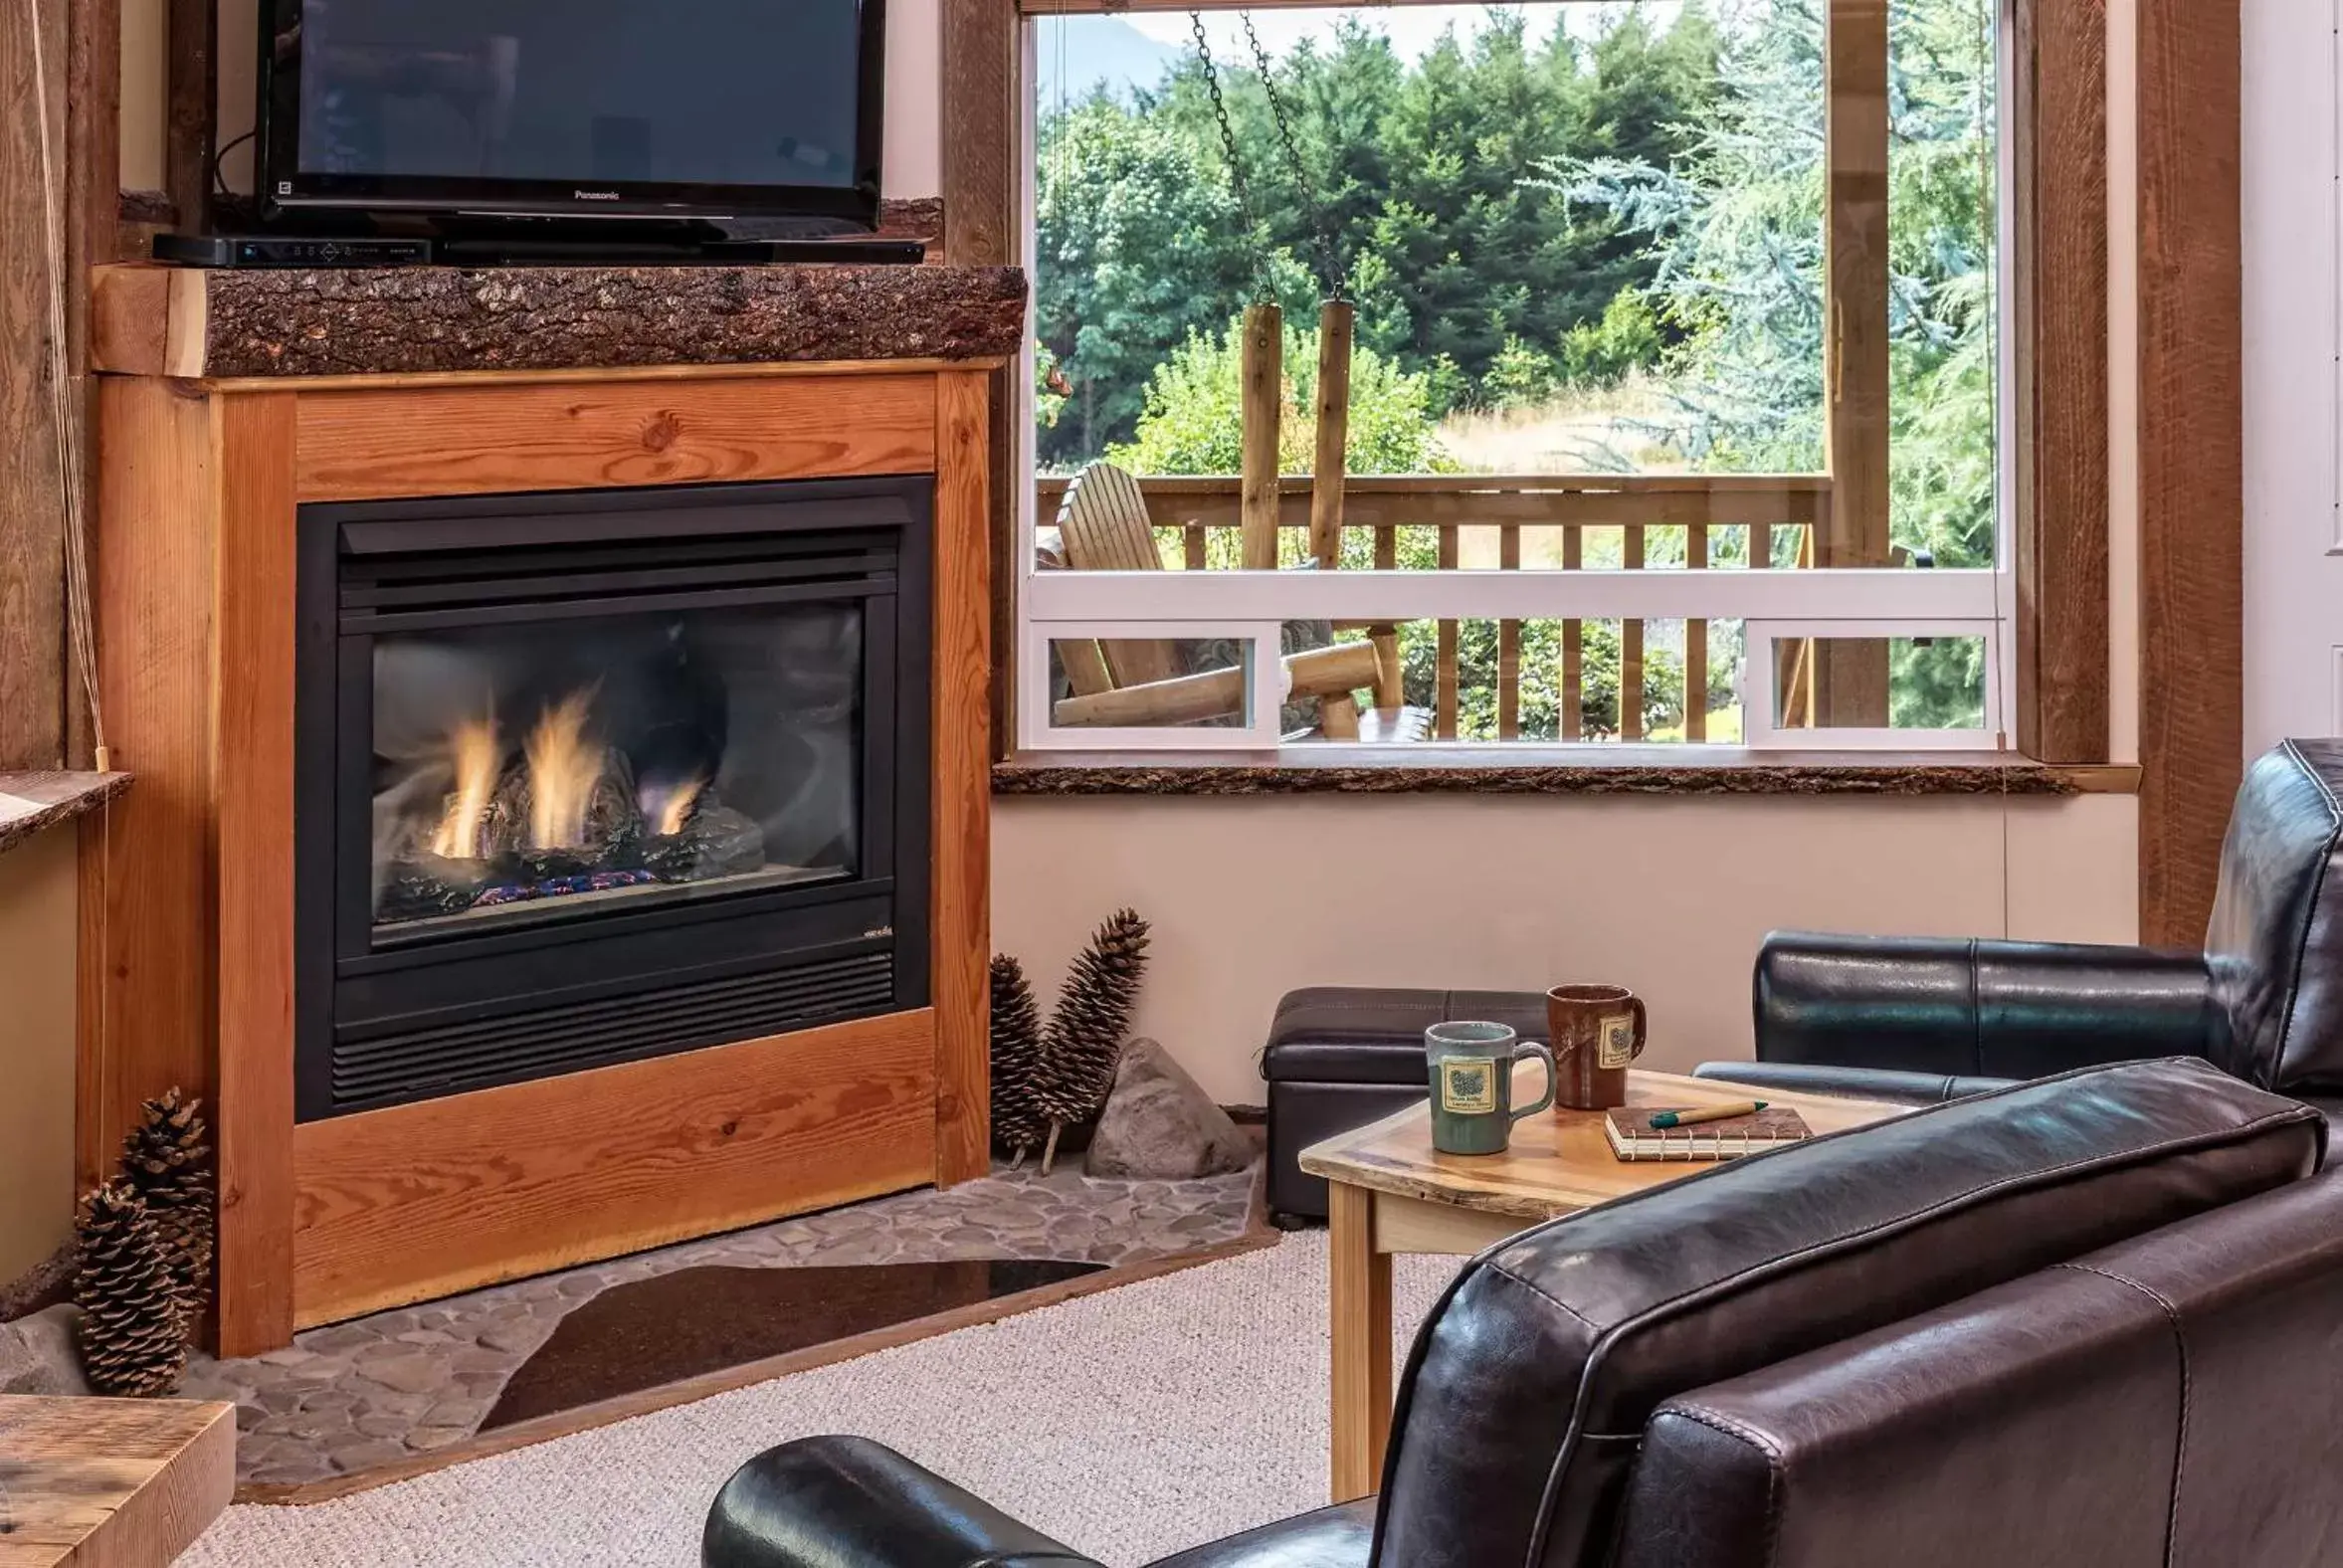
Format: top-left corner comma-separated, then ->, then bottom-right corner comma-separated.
256,0 -> 886,228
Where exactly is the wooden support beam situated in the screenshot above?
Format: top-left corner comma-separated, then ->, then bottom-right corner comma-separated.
1309,300 -> 1354,569
0,0 -> 69,767
2013,0 -> 2110,764
1823,0 -> 1892,728
1241,303 -> 1284,571
2138,0 -> 2242,943
165,0 -> 216,235
941,0 -> 1020,760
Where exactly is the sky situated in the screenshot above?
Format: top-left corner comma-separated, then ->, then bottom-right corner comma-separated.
1119,3 -> 1687,72
1032,4 -> 1692,108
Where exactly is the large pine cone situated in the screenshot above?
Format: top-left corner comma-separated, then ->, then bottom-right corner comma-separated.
117,1089 -> 213,1331
989,955 -> 1050,1156
1037,910 -> 1151,1126
75,1184 -> 188,1398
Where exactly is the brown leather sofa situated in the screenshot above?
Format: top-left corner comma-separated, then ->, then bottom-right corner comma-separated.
701,1058 -> 2336,1567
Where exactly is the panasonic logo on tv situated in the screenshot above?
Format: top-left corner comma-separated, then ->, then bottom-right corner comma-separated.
574,189 -> 623,202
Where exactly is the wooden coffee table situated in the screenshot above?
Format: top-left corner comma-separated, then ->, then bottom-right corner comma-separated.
1298,1069 -> 1908,1502
0,1396 -> 236,1567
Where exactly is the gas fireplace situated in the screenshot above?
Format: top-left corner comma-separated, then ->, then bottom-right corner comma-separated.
294,477 -> 933,1120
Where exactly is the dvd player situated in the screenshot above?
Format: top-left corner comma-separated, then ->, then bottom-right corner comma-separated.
153,234 -> 435,268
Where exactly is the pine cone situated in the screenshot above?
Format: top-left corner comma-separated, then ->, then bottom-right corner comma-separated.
989,955 -> 1050,1157
116,1089 -> 213,1331
74,1183 -> 188,1398
1036,909 -> 1151,1128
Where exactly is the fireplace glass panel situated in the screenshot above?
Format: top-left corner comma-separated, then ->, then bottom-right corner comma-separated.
370,602 -> 863,935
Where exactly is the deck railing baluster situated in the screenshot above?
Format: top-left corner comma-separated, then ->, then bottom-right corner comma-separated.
1622,524 -> 1646,742
1027,476 -> 1827,747
1685,522 -> 1709,743
1497,523 -> 1521,740
1436,523 -> 1460,740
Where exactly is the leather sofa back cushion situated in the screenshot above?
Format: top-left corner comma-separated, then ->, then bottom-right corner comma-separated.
2207,738 -> 2343,1094
1614,1167 -> 2343,1568
1372,1059 -> 2325,1568
1753,934 -> 2219,1078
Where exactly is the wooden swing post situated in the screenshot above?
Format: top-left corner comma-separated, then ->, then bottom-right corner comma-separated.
1308,299 -> 1353,569
1240,301 -> 1283,570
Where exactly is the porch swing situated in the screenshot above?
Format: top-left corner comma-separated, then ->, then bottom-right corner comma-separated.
1043,13 -> 1425,742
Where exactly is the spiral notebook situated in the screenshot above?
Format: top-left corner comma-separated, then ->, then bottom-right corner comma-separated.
1603,1105 -> 1813,1162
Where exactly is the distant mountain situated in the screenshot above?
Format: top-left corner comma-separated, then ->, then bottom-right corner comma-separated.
1034,17 -> 1182,106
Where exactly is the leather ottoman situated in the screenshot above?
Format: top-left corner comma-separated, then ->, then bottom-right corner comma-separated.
1262,986 -> 1550,1224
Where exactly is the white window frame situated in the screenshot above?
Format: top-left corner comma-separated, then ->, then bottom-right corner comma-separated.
1014,6 -> 2019,758
1738,620 -> 2006,751
1016,563 -> 2008,752
1022,619 -> 1287,750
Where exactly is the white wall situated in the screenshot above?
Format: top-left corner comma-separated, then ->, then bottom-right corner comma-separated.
0,828 -> 80,1282
2243,0 -> 2343,754
998,795 -> 2139,1103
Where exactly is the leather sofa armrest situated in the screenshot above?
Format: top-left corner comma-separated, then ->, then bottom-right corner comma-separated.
1691,1060 -> 2020,1106
1755,932 -> 2220,1079
703,1437 -> 1103,1568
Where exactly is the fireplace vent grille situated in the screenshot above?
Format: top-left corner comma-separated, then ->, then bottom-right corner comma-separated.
327,950 -> 896,1113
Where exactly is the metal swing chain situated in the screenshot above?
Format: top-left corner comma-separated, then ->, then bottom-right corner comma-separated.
1239,11 -> 1346,301
1190,13 -> 1275,303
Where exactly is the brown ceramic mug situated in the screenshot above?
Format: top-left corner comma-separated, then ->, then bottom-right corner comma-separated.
1546,984 -> 1649,1111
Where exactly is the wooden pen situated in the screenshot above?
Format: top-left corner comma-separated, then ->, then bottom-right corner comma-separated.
1649,1100 -> 1766,1129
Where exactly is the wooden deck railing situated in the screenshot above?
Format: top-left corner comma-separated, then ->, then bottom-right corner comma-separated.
1037,473 -> 1833,742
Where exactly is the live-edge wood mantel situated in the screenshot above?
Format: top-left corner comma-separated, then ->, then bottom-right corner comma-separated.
83,262 -> 1011,1355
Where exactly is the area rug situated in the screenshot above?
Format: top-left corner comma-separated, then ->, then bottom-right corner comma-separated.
181,1233 -> 1464,1568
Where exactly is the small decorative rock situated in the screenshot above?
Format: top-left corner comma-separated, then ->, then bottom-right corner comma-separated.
0,1303 -> 92,1396
1086,1040 -> 1255,1180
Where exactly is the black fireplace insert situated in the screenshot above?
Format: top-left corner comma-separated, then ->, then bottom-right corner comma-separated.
294,476 -> 932,1119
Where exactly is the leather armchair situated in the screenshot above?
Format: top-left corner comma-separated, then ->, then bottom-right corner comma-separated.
703,1060 -> 2335,1568
1696,738 -> 2343,1116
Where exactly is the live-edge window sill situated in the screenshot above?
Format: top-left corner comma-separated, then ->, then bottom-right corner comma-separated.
992,748 -> 2141,799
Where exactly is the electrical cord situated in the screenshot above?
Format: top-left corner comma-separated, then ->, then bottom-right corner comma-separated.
213,128 -> 258,196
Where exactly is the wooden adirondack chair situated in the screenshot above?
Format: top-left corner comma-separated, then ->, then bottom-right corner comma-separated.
1039,461 -> 1429,740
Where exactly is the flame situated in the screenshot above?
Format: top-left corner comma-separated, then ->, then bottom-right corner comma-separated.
524,687 -> 603,849
428,715 -> 501,860
642,775 -> 706,837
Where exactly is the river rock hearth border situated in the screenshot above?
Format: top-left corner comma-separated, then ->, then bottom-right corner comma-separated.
187,1158 -> 1261,1491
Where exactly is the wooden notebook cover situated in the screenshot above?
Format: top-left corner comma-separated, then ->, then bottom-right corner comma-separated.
1604,1105 -> 1814,1161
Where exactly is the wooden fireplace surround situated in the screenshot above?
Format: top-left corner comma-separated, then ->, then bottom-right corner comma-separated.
81,269 -> 1002,1354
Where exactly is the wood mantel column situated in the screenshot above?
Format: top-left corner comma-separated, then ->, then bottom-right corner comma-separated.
932,369 -> 993,1186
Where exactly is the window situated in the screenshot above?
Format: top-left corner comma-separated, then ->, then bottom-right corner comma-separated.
1016,0 -> 2007,753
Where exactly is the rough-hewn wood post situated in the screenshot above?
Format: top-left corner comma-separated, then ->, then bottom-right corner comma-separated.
1240,302 -> 1283,571
1308,299 -> 1353,570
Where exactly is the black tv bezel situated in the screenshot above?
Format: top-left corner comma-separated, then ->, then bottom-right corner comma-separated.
255,0 -> 887,226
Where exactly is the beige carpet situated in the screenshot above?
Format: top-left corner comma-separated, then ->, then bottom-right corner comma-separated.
181,1234 -> 1464,1568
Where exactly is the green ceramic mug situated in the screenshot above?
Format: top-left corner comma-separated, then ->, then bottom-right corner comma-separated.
1425,1021 -> 1558,1156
